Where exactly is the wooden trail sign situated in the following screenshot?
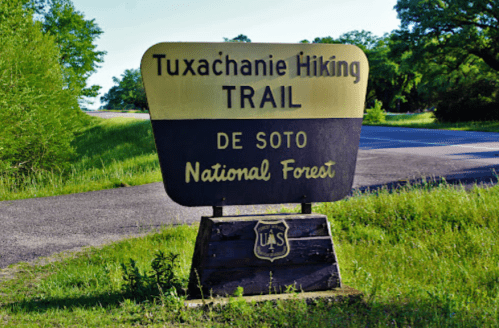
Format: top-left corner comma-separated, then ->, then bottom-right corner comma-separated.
141,42 -> 369,297
141,42 -> 369,207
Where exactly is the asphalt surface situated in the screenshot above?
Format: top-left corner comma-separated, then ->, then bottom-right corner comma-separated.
1,112 -> 498,269
355,126 -> 499,189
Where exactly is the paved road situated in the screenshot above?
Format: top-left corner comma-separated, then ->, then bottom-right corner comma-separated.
356,126 -> 499,189
1,113 -> 498,269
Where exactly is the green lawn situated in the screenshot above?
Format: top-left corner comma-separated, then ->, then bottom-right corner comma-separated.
1,182 -> 499,327
365,112 -> 499,132
98,109 -> 149,113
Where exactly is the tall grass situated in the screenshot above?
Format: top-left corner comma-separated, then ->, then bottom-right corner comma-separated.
0,117 -> 162,201
1,182 -> 499,326
316,183 -> 499,326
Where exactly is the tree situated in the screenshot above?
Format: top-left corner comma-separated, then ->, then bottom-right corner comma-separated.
223,34 -> 251,42
395,0 -> 499,72
25,0 -> 106,98
310,30 -> 381,51
394,0 -> 499,120
0,0 -> 88,178
336,30 -> 382,52
310,30 -> 422,112
412,53 -> 499,122
361,33 -> 423,111
310,36 -> 338,44
100,69 -> 148,110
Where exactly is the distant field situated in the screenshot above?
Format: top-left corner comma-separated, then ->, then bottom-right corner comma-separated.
365,112 -> 499,133
97,109 -> 148,113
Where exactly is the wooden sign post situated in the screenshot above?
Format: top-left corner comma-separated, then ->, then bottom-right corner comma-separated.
141,42 -> 368,297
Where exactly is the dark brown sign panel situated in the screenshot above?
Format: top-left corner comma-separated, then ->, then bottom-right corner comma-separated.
141,42 -> 369,206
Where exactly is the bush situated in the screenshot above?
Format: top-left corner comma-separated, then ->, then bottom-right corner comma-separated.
0,0 -> 90,179
433,79 -> 499,123
364,100 -> 386,123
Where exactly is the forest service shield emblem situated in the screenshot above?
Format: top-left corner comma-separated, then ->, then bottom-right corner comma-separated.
254,220 -> 290,262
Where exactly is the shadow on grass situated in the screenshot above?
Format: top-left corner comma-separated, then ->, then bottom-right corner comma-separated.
3,292 -> 490,326
2,289 -> 165,313
449,150 -> 499,159
1,293 -> 490,327
71,120 -> 157,170
348,299 -> 489,327
352,164 -> 499,196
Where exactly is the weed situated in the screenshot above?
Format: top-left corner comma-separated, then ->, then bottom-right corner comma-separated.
364,100 -> 386,123
121,258 -> 147,296
121,250 -> 185,298
268,271 -> 273,295
150,251 -> 183,292
284,284 -> 298,294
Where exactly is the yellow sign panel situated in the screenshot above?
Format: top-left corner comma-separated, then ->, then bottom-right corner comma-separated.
141,42 -> 368,120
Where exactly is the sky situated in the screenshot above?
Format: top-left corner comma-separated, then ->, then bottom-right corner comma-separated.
70,0 -> 402,109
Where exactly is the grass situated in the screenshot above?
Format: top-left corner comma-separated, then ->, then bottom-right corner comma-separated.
364,112 -> 499,132
2,114 -> 498,325
1,182 -> 499,327
0,117 -> 163,201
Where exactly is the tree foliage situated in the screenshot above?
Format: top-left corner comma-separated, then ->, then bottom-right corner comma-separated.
314,30 -> 381,52
100,69 -> 148,110
311,30 -> 422,112
394,0 -> 499,121
0,0 -> 89,178
396,0 -> 499,72
306,3 -> 499,121
25,0 -> 106,97
223,34 -> 251,42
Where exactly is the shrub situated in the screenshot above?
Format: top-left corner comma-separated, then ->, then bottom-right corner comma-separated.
433,78 -> 499,122
0,0 -> 90,179
364,100 -> 386,123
